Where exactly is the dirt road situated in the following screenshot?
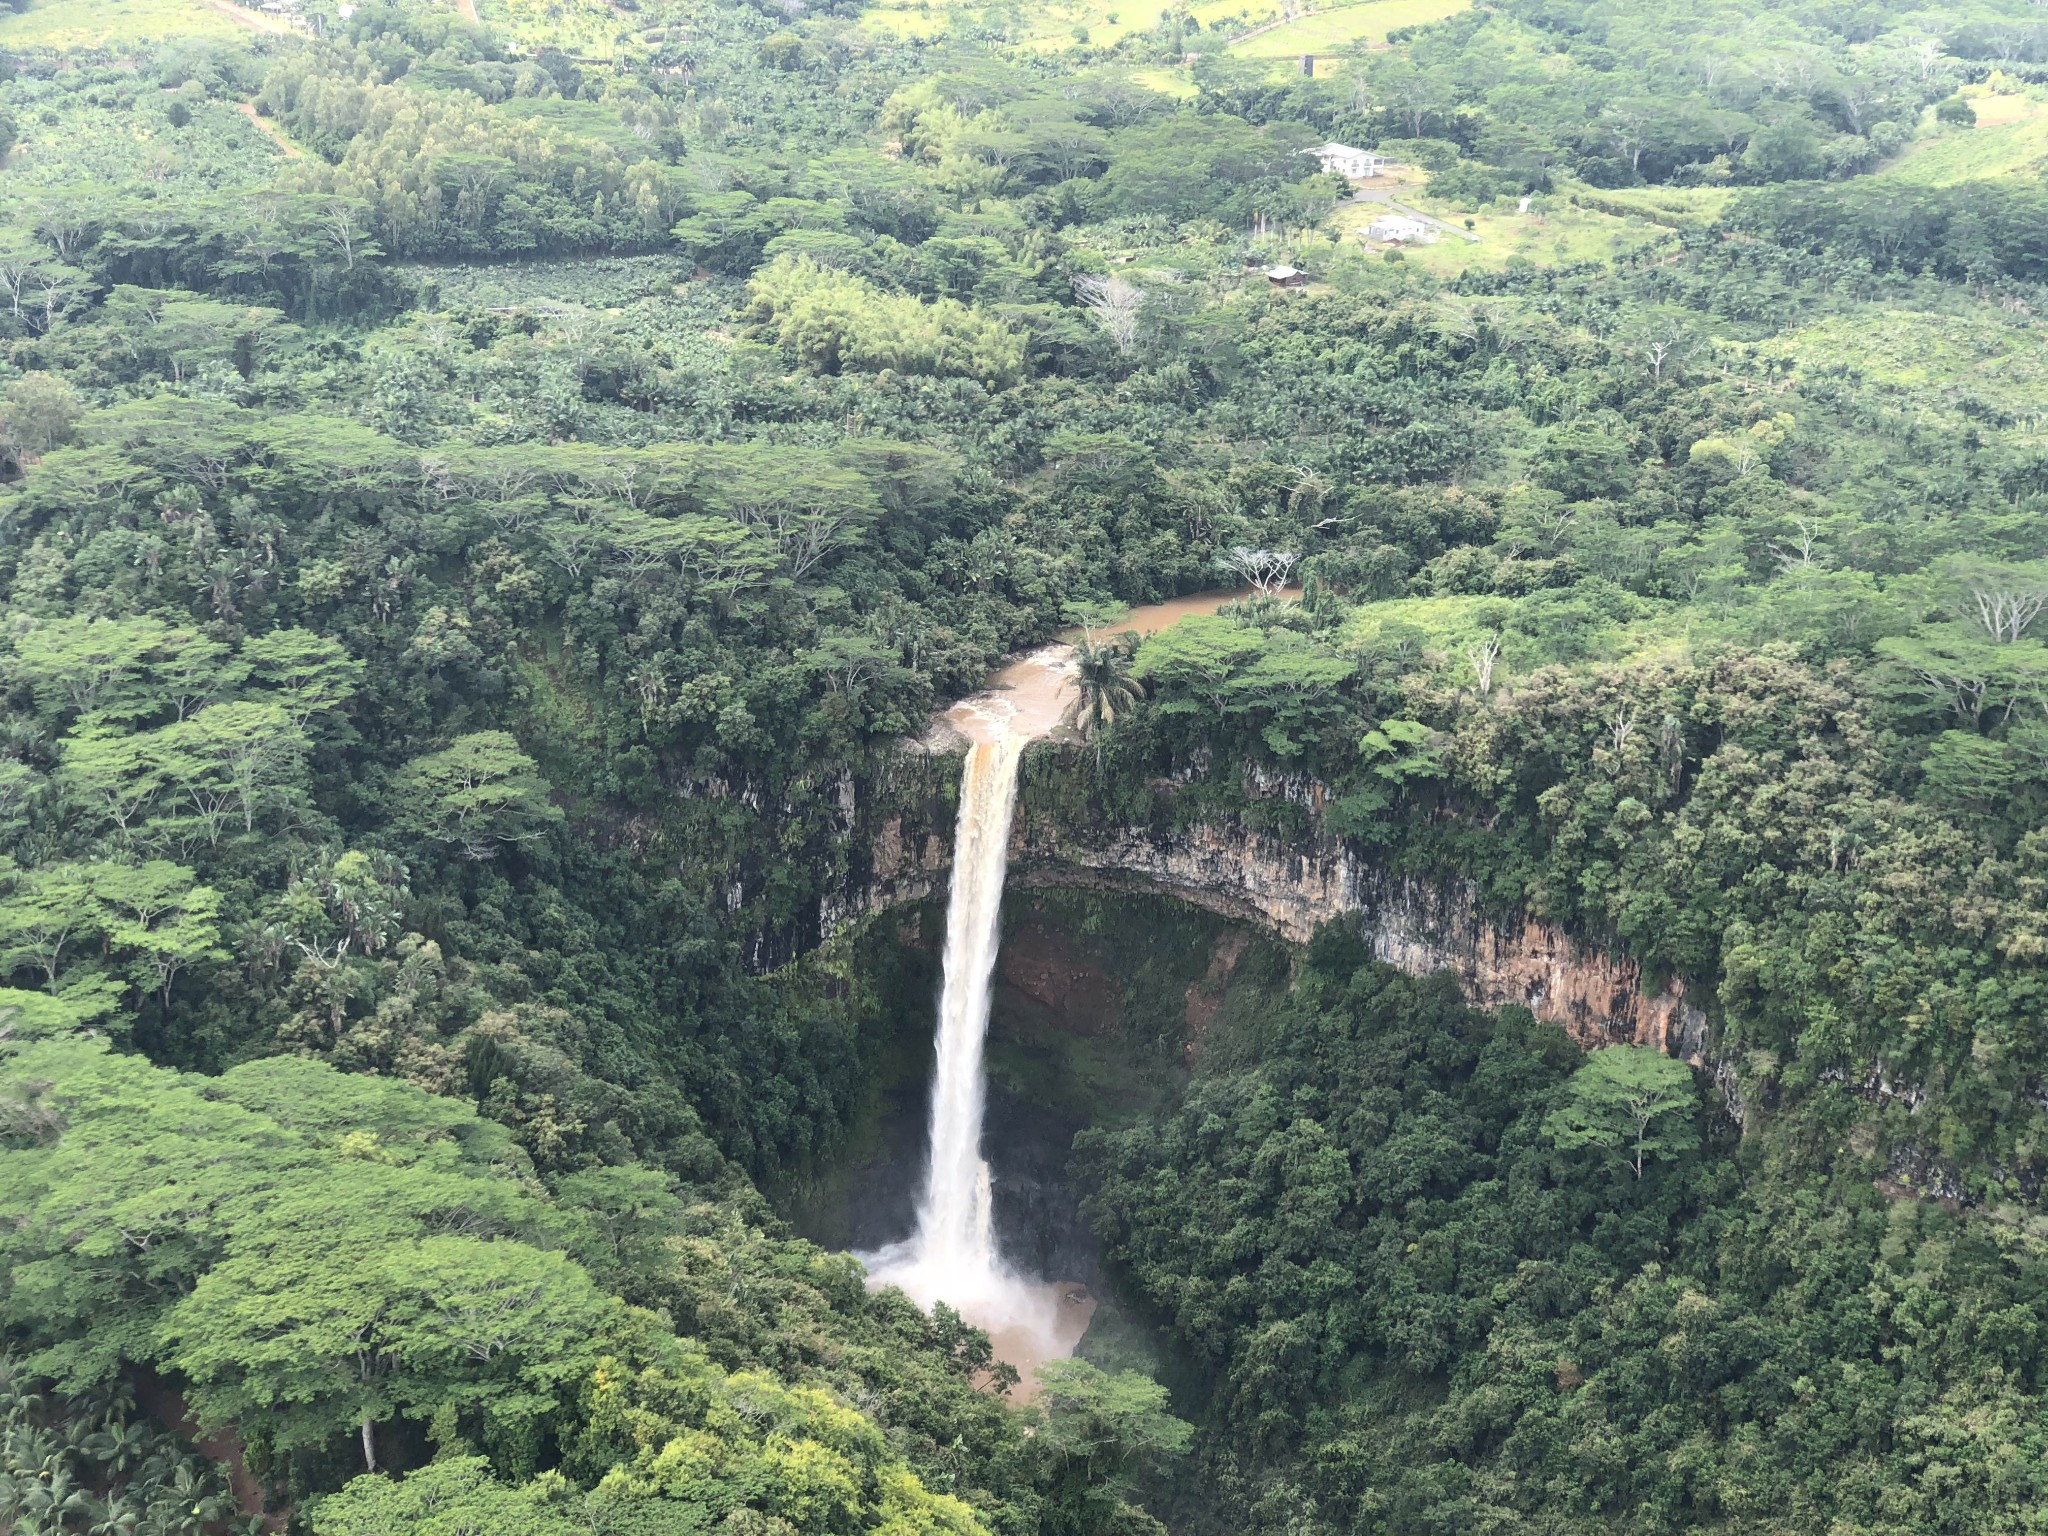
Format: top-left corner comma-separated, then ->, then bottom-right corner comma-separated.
237,101 -> 302,157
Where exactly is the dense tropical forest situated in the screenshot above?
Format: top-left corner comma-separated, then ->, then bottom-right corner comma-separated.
0,0 -> 2045,1527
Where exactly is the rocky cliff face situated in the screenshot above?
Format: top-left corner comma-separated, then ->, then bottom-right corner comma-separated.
1009,810 -> 1708,1059
823,740 -> 1712,1066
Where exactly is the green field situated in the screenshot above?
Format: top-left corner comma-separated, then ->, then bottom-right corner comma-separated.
856,0 -> 953,36
1329,184 -> 1680,276
0,0 -> 246,46
1227,0 -> 1470,58
476,0 -> 638,58
1572,183 -> 1734,225
1129,65 -> 1199,98
861,0 -> 1156,48
1876,93 -> 2048,186
1015,0 -> 1149,49
1748,306 -> 2048,446
861,0 -> 1468,53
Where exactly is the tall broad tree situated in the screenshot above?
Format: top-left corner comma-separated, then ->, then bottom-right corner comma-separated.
3,1040 -> 621,1471
394,733 -> 563,862
159,701 -> 313,839
1543,1045 -> 1700,1178
164,1206 -> 621,1473
241,628 -> 364,728
1036,1359 -> 1192,1534
11,615 -> 175,726
0,864 -> 105,989
1130,616 -> 1264,717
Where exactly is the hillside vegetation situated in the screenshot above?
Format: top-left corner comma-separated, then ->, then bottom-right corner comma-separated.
0,0 -> 2044,1530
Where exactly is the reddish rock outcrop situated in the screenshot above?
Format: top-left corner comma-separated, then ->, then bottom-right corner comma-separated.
997,919 -> 1122,1035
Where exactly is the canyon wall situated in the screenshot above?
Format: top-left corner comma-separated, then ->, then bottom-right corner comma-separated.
1008,823 -> 1708,1058
821,739 -> 1712,1064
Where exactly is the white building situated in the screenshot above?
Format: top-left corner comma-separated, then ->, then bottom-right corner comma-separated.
1304,143 -> 1396,179
1366,214 -> 1434,244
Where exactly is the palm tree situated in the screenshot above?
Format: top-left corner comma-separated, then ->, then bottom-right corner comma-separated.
1071,632 -> 1142,754
87,1492 -> 142,1536
17,1465 -> 94,1533
83,1421 -> 153,1478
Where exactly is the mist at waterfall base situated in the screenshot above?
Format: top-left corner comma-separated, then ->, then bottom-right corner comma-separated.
860,654 -> 1088,1381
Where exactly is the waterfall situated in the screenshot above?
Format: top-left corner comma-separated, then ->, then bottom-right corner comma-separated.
863,658 -> 1076,1366
915,732 -> 1021,1282
858,601 -> 1284,1381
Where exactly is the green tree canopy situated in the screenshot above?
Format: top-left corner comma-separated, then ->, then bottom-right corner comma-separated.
1542,1045 -> 1701,1178
394,733 -> 563,862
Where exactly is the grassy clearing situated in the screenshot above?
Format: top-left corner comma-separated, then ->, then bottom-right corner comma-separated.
860,0 -> 1154,49
1014,0 -> 1150,51
1330,186 -> 1677,275
855,0 -> 955,39
1575,183 -> 1734,225
476,0 -> 637,59
1876,95 -> 2048,186
1966,87 -> 2046,126
863,0 -> 1467,54
1747,307 -> 2048,445
0,0 -> 244,46
1130,65 -> 1199,98
1229,0 -> 1470,58
1189,0 -> 1265,24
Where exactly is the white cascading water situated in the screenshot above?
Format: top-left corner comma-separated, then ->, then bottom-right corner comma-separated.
864,666 -> 1075,1369
914,732 -> 1019,1285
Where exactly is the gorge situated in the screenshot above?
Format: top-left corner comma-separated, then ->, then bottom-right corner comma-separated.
836,586 -> 1725,1389
818,708 -> 1712,1062
854,594 -> 1317,1382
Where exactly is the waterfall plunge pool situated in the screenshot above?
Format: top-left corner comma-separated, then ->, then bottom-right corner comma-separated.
773,887 -> 1293,1392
